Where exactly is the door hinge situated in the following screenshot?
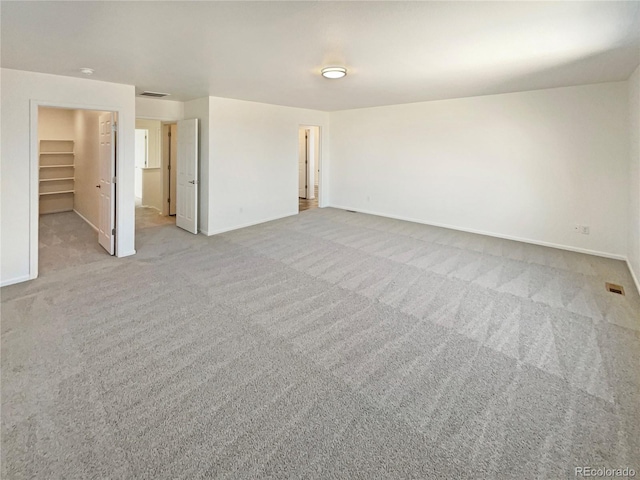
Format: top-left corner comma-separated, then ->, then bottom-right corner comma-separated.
168,164 -> 171,170
112,176 -> 117,183
112,228 -> 116,235
168,131 -> 171,137
168,198 -> 170,203
112,122 -> 118,132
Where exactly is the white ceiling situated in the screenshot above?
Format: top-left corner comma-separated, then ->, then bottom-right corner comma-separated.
2,1 -> 639,111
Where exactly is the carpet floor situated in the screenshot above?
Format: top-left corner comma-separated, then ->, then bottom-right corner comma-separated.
2,208 -> 639,479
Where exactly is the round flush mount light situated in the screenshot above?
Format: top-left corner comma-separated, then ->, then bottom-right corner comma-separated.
79,67 -> 94,76
321,66 -> 347,79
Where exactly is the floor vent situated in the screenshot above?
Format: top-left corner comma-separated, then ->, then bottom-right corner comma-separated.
139,91 -> 171,98
605,283 -> 625,295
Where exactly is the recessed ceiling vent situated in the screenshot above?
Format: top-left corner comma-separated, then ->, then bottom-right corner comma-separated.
139,91 -> 170,98
605,283 -> 625,295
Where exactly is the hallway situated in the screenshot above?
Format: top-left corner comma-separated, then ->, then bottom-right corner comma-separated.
299,185 -> 319,212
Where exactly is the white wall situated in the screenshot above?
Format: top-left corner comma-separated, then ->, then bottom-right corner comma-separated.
0,68 -> 136,286
207,97 -> 329,235
141,169 -> 163,211
135,119 -> 162,168
38,107 -> 75,140
330,82 -> 629,258
183,97 -> 211,233
629,65 -> 640,292
136,97 -> 184,121
74,109 -> 104,228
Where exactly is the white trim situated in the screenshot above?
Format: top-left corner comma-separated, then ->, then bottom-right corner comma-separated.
627,259 -> 640,295
1,275 -> 32,288
329,204 -> 627,261
29,102 -> 39,280
39,208 -> 74,215
299,124 -> 324,208
204,212 -> 298,236
73,209 -> 98,232
30,100 -> 125,282
136,115 -> 180,123
140,204 -> 163,212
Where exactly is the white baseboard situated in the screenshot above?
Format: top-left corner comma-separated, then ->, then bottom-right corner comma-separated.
627,260 -> 640,295
117,249 -> 136,258
140,204 -> 163,213
40,208 -> 74,215
1,274 -> 31,288
204,212 -> 298,236
73,209 -> 98,232
328,204 -> 627,261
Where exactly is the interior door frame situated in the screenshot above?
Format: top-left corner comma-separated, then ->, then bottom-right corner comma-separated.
138,115 -> 180,217
29,100 -> 123,281
162,122 -> 178,216
298,124 -> 323,206
298,127 -> 309,199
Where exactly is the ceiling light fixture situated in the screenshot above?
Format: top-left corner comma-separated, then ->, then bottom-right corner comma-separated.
321,66 -> 347,79
80,67 -> 94,76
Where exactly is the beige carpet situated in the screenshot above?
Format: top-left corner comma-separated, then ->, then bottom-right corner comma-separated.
2,207 -> 639,479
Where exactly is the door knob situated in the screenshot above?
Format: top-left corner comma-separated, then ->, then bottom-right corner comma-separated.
96,185 -> 101,188
188,180 -> 198,184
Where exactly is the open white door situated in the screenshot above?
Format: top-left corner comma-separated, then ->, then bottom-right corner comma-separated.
176,119 -> 198,234
98,112 -> 116,254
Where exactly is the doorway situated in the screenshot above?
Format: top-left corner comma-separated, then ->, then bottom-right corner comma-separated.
134,118 -> 176,230
298,125 -> 320,212
37,106 -> 117,274
133,117 -> 199,234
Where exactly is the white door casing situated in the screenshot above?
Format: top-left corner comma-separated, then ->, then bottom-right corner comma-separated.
134,129 -> 146,200
298,128 -> 308,198
98,112 -> 116,254
306,128 -> 315,199
169,124 -> 177,216
176,119 -> 198,234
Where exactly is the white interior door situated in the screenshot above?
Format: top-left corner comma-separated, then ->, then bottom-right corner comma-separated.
298,128 -> 308,198
98,112 -> 116,254
176,119 -> 198,234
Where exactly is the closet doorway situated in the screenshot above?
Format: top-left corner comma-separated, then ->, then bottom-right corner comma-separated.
37,106 -> 117,274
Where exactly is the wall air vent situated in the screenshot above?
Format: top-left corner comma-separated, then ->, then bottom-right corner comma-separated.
605,283 -> 625,295
139,91 -> 171,98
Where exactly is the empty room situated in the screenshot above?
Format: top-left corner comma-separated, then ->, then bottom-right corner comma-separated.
1,1 -> 639,479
